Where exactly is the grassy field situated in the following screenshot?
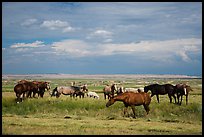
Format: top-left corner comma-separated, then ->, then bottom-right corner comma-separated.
2,77 -> 202,135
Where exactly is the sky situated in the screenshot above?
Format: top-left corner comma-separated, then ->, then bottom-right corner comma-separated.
2,2 -> 202,76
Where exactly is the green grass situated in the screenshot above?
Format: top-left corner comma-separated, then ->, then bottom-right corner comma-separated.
2,78 -> 202,135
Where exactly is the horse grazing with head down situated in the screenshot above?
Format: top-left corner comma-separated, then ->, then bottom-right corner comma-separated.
106,92 -> 151,118
32,81 -> 51,98
103,84 -> 117,100
175,83 -> 193,105
144,83 -> 177,103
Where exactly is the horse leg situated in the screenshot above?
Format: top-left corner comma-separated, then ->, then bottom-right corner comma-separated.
123,105 -> 129,117
104,93 -> 106,100
26,91 -> 31,98
179,95 -> 183,105
186,94 -> 188,105
143,104 -> 150,115
156,94 -> 160,103
177,93 -> 180,104
172,94 -> 177,104
168,94 -> 172,103
130,105 -> 136,118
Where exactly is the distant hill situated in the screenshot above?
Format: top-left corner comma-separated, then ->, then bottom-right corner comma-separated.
2,74 -> 201,80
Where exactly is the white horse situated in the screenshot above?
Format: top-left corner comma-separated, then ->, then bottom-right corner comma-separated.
124,87 -> 144,93
87,91 -> 99,99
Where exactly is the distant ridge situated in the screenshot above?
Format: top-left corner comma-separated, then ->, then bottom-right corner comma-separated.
2,74 -> 201,79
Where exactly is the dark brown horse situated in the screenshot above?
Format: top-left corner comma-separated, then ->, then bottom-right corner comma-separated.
32,81 -> 51,98
144,83 -> 177,103
14,82 -> 39,103
106,92 -> 151,118
175,83 -> 193,105
103,84 -> 117,100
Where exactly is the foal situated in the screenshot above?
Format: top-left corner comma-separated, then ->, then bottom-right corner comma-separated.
106,92 -> 151,118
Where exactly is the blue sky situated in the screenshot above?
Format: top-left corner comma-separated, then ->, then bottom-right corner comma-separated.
2,2 -> 202,76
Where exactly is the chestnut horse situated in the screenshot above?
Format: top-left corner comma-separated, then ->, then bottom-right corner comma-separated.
106,92 -> 151,118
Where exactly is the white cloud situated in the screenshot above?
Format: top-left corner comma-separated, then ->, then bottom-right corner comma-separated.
51,40 -> 91,57
104,38 -> 113,43
10,40 -> 45,48
62,26 -> 75,32
40,20 -> 68,30
50,38 -> 201,63
40,20 -> 75,33
21,18 -> 38,26
87,29 -> 113,40
9,38 -> 201,63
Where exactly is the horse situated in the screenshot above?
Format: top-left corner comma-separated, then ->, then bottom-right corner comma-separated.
73,84 -> 89,98
87,91 -> 99,99
116,86 -> 124,95
175,83 -> 193,105
144,84 -> 177,103
106,92 -> 151,118
32,81 -> 51,98
50,86 -> 83,98
124,87 -> 143,93
14,82 -> 39,103
103,84 -> 117,100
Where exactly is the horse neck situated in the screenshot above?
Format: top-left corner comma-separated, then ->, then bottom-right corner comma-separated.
113,94 -> 127,102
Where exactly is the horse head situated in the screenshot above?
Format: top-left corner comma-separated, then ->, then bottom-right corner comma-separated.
50,87 -> 58,97
144,86 -> 149,93
45,82 -> 51,90
111,84 -> 117,91
106,95 -> 115,107
81,84 -> 88,92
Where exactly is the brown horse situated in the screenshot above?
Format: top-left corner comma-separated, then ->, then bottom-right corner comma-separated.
32,81 -> 51,98
175,83 -> 193,105
14,82 -> 39,103
103,84 -> 117,100
106,92 -> 151,118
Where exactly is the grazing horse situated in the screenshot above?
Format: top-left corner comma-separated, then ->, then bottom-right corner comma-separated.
87,91 -> 100,99
175,83 -> 193,105
32,81 -> 51,98
73,84 -> 89,98
50,86 -> 82,98
106,92 -> 151,118
103,84 -> 117,99
14,82 -> 39,103
144,84 -> 177,103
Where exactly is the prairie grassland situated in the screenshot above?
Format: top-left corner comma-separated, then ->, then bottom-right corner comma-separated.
2,78 -> 202,135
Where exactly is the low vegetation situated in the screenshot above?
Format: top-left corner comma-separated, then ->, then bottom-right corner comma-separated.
2,77 -> 202,135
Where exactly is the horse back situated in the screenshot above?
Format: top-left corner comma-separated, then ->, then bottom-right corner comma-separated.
58,86 -> 75,95
124,92 -> 150,106
103,86 -> 111,92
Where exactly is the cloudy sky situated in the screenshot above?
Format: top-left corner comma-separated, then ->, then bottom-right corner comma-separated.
2,2 -> 202,76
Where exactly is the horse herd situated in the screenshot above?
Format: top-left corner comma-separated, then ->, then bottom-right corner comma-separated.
14,80 -> 193,118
